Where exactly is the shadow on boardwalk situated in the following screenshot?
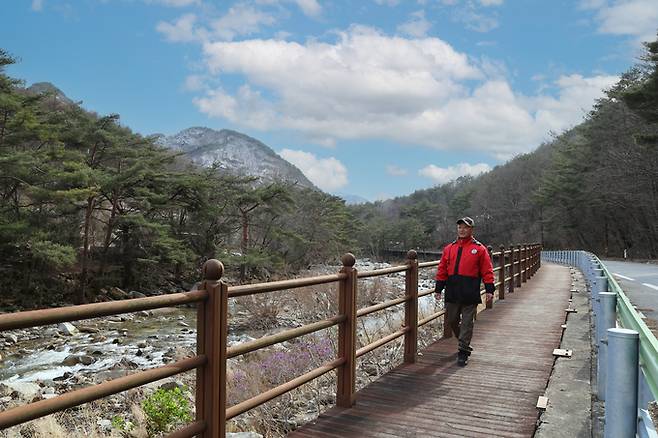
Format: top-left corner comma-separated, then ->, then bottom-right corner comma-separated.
289,264 -> 572,438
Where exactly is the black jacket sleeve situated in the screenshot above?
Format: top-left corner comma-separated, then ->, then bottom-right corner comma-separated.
485,283 -> 495,294
435,280 -> 446,293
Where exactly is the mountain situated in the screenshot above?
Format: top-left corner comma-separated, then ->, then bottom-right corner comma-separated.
158,127 -> 317,189
27,82 -> 74,104
336,193 -> 370,205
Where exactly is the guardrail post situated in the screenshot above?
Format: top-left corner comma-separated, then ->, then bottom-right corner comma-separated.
597,292 -> 617,400
516,245 -> 522,288
605,328 -> 639,438
337,253 -> 357,407
404,250 -> 419,363
198,259 -> 227,438
509,244 -> 515,294
498,245 -> 505,300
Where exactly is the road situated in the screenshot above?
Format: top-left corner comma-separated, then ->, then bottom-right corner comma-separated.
602,259 -> 658,334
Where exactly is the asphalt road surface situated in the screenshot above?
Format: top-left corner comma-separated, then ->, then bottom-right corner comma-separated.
602,259 -> 658,334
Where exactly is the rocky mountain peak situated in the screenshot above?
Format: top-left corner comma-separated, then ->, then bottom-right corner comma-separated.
159,127 -> 317,190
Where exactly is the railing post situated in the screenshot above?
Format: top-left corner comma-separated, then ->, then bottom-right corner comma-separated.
197,259 -> 227,438
404,250 -> 419,363
486,246 -> 494,309
498,245 -> 505,300
337,253 -> 357,408
508,244 -> 515,294
516,244 -> 522,288
521,243 -> 528,283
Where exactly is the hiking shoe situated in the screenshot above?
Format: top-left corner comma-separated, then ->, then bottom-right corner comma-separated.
457,351 -> 469,367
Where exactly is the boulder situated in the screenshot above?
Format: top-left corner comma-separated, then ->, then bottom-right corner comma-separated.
61,354 -> 95,366
108,287 -> 129,300
58,322 -> 79,336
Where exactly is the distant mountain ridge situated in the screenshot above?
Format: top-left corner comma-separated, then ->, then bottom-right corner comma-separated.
158,127 -> 317,190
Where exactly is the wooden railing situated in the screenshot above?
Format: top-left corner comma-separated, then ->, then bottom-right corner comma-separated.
0,243 -> 542,437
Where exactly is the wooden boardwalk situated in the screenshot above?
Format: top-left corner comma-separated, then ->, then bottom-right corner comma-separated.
289,263 -> 572,437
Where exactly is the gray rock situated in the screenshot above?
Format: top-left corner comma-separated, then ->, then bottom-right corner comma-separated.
130,291 -> 147,299
62,354 -> 95,366
58,322 -> 79,336
1,333 -> 18,344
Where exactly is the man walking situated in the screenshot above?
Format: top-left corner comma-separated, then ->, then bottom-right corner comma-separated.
435,217 -> 495,366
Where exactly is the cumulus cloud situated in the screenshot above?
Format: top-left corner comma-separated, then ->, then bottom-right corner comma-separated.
419,163 -> 492,184
156,4 -> 276,43
295,0 -> 322,17
191,26 -> 618,159
279,149 -> 348,191
386,165 -> 408,176
397,10 -> 432,38
31,0 -> 44,11
149,0 -> 201,6
583,0 -> 658,43
375,0 -> 401,6
157,14 -> 201,42
479,0 -> 503,5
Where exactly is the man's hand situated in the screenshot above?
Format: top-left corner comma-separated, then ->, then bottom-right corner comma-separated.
485,293 -> 494,304
434,280 -> 445,301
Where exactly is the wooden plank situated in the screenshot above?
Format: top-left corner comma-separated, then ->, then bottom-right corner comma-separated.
536,396 -> 549,409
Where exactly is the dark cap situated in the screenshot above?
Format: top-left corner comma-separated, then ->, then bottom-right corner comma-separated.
456,217 -> 474,227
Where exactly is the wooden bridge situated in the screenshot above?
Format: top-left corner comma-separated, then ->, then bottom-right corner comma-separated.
0,244 -> 573,437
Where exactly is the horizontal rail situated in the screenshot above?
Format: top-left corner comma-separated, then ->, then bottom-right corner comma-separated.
227,315 -> 345,358
0,290 -> 208,331
418,309 -> 445,327
165,421 -> 207,438
357,265 -> 407,278
0,355 -> 206,429
418,289 -> 434,298
357,327 -> 408,357
226,357 -> 345,419
357,296 -> 407,318
228,273 -> 346,297
418,261 -> 440,268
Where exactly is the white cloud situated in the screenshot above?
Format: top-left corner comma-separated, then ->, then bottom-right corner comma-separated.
397,10 -> 432,38
157,14 -> 202,42
386,165 -> 408,176
419,163 -> 492,184
183,74 -> 206,91
585,0 -> 658,43
192,26 -> 619,159
295,0 -> 322,17
31,0 -> 43,11
157,4 -> 276,43
279,149 -> 348,191
211,4 -> 276,41
375,0 -> 401,5
479,0 -> 503,5
146,0 -> 200,6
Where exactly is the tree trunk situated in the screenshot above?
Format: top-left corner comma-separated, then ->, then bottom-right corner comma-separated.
79,196 -> 96,304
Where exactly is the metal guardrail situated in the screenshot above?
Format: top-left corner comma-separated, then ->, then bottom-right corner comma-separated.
542,250 -> 658,438
0,244 -> 542,436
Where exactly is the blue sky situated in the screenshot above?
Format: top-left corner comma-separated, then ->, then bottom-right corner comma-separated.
2,0 -> 658,201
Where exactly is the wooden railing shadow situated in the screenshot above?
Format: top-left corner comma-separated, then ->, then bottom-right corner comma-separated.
0,244 -> 542,437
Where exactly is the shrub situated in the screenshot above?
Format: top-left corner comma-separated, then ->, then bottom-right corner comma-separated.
141,386 -> 192,435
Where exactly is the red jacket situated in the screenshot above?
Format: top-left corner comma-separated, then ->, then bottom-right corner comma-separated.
435,237 -> 495,304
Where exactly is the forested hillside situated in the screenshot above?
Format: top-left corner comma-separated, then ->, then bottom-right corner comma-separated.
0,50 -> 357,306
351,35 -> 658,260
